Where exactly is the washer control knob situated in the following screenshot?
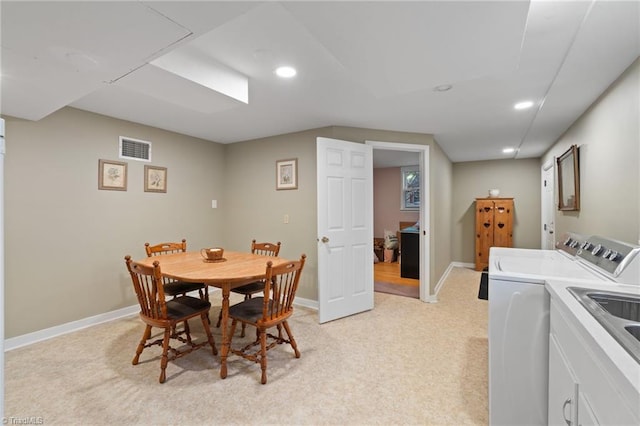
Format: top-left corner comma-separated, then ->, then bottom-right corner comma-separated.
608,250 -> 620,261
591,244 -> 603,256
581,242 -> 593,250
564,237 -> 573,246
603,249 -> 612,258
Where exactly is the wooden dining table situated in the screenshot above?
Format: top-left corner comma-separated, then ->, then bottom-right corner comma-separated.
134,250 -> 291,379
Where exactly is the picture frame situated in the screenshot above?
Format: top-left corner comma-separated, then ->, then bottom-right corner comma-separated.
98,159 -> 127,191
276,158 -> 298,190
144,165 -> 167,193
557,144 -> 580,211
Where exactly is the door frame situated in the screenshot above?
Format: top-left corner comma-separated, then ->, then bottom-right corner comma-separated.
365,140 -> 432,302
541,160 -> 555,249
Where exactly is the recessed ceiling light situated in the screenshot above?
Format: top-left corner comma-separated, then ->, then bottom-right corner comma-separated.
275,66 -> 297,78
433,84 -> 453,92
514,101 -> 534,110
503,147 -> 515,154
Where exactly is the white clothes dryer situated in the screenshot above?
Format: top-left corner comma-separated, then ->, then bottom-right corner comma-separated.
488,234 -> 640,426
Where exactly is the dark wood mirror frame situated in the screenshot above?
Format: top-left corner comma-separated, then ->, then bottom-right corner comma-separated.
557,144 -> 580,211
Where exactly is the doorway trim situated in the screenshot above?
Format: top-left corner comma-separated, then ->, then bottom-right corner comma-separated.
541,160 -> 555,249
365,140 -> 432,302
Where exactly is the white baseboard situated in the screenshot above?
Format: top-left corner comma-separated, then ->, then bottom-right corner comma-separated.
432,261 -> 475,298
5,304 -> 139,351
5,289 -> 317,351
293,296 -> 318,310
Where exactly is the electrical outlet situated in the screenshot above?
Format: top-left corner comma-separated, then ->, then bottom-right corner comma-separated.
211,200 -> 217,208
284,214 -> 289,224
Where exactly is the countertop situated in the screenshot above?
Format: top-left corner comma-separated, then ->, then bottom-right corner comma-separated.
545,279 -> 640,399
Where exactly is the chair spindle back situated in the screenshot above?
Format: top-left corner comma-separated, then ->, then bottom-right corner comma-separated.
262,255 -> 306,322
251,240 -> 281,257
145,239 -> 187,257
125,256 -> 168,320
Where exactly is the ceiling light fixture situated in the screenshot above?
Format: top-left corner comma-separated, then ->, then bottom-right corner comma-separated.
503,147 -> 515,154
275,66 -> 297,78
433,84 -> 453,92
514,101 -> 534,110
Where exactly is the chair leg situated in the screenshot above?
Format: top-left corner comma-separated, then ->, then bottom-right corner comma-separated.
216,308 -> 222,328
183,320 -> 192,344
282,320 -> 300,358
159,328 -> 171,384
201,313 -> 218,356
200,287 -> 211,324
259,328 -> 268,384
229,319 -> 238,338
132,325 -> 152,365
240,293 -> 252,338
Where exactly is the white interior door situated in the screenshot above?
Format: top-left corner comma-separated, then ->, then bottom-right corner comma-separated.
317,137 -> 373,323
541,162 -> 555,249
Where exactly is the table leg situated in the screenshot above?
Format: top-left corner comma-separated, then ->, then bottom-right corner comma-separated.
219,284 -> 230,379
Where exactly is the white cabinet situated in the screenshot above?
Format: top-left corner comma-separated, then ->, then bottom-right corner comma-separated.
548,334 -> 578,425
549,299 -> 639,426
577,393 -> 599,426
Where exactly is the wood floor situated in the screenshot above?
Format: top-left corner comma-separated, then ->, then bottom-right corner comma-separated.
374,261 -> 419,287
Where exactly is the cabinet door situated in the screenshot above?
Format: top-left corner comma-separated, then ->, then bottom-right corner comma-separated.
549,333 -> 579,426
578,392 -> 599,426
475,199 -> 494,270
493,199 -> 513,247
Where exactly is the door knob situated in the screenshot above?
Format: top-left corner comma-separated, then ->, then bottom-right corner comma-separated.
321,236 -> 329,243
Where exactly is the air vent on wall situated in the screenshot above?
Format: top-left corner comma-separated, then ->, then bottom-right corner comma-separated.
119,136 -> 151,162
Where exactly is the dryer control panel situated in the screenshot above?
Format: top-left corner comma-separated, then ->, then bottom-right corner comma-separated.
577,236 -> 640,277
557,232 -> 589,257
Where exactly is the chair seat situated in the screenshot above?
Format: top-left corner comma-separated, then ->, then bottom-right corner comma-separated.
166,296 -> 211,319
231,281 -> 265,296
229,297 -> 272,324
163,281 -> 206,296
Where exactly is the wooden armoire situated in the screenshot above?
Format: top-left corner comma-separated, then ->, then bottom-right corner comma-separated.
475,198 -> 514,271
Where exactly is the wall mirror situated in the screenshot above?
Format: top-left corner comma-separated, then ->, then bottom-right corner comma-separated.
557,144 -> 580,211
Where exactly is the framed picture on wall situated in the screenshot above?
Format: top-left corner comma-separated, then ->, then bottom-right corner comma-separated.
557,145 -> 579,211
98,159 -> 127,191
276,158 -> 298,190
144,165 -> 167,193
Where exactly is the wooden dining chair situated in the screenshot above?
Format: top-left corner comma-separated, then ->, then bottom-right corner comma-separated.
227,254 -> 306,384
144,239 -> 209,304
216,240 -> 281,336
124,255 -> 217,383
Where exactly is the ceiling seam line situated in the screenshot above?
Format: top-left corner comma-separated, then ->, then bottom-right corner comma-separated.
515,0 -> 597,158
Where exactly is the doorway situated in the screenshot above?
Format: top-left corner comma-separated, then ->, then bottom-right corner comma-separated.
366,140 -> 430,302
316,138 -> 431,324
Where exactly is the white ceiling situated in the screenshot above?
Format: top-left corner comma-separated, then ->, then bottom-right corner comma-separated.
1,1 -> 638,163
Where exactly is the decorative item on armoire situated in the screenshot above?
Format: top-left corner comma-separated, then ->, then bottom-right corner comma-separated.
475,197 -> 514,271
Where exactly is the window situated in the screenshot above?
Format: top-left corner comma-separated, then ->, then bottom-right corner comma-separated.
401,166 -> 420,210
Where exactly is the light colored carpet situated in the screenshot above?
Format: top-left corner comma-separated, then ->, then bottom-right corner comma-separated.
5,267 -> 487,425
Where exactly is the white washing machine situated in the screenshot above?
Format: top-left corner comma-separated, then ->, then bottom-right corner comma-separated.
488,234 -> 640,426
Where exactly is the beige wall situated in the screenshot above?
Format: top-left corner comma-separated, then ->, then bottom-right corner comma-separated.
451,158 -> 541,263
3,107 -> 455,338
542,58 -> 640,244
4,107 -> 227,338
428,140 -> 454,284
373,167 -> 420,238
221,128 -> 325,301
225,126 -> 453,297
